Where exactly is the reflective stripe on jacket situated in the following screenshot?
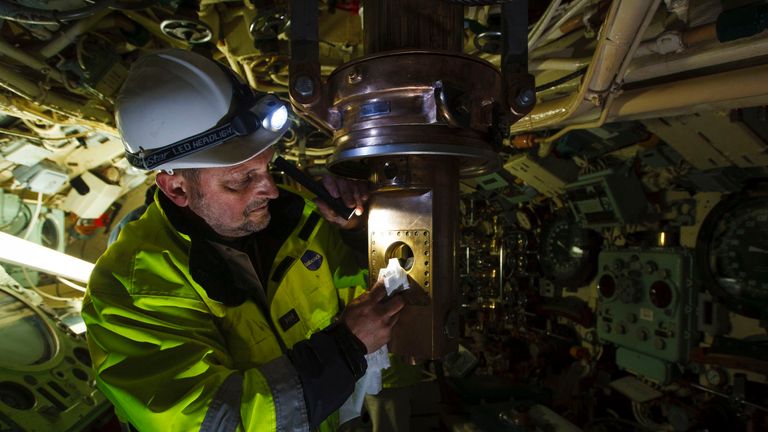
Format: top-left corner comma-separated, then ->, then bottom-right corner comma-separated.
82,187 -> 367,431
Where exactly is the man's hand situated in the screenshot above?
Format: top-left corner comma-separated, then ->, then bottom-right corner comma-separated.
342,280 -> 405,354
314,174 -> 369,230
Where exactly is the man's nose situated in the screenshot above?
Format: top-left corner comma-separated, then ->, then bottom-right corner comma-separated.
257,175 -> 279,200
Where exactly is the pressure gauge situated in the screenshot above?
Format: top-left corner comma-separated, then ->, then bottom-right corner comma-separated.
704,368 -> 727,388
514,207 -> 538,231
538,213 -> 601,286
696,190 -> 768,319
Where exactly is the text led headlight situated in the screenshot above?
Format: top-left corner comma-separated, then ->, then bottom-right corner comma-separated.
126,95 -> 289,170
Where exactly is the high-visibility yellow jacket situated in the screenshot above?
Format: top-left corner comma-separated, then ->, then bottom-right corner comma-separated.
82,187 -> 367,431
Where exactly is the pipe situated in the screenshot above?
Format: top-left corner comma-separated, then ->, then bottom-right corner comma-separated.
119,10 -> 188,48
529,57 -> 591,72
0,62 -> 113,125
607,63 -> 768,122
532,0 -> 662,153
536,80 -> 581,102
625,32 -> 768,83
242,62 -> 260,91
536,67 -> 588,92
216,40 -> 246,80
0,38 -> 66,84
527,0 -> 563,50
40,9 -> 112,58
462,33 -> 574,100
510,0 -> 661,135
0,127 -> 89,143
635,1 -> 768,58
683,23 -> 717,46
531,0 -> 594,50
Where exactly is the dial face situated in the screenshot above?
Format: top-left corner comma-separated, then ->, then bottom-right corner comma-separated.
515,209 -> 533,231
698,194 -> 768,318
539,214 -> 600,284
705,368 -> 726,387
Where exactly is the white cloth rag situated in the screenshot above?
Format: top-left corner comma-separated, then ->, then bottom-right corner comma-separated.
339,345 -> 390,423
339,258 -> 410,423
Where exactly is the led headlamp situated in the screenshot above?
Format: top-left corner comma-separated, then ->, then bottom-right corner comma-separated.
125,94 -> 289,170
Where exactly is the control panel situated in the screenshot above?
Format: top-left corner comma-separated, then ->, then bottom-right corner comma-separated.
564,168 -> 649,228
596,249 -> 698,383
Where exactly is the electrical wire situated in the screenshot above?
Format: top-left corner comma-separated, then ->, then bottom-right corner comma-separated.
56,276 -> 87,293
528,0 -> 563,49
20,118 -> 92,149
631,401 -> 673,431
535,66 -> 588,92
20,267 -> 39,293
0,127 -> 47,141
33,285 -> 78,302
530,0 -> 592,50
22,192 -> 42,241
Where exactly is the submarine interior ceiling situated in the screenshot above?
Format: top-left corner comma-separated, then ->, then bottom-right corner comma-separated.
1,0 -> 768,430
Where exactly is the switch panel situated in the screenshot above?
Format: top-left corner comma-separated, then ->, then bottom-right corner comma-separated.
596,249 -> 698,383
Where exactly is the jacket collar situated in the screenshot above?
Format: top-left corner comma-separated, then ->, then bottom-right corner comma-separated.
157,188 -> 306,306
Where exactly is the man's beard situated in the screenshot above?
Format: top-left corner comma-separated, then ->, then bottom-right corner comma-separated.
190,196 -> 271,238
240,199 -> 271,233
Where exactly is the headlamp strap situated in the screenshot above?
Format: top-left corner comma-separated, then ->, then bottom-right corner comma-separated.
126,122 -> 240,170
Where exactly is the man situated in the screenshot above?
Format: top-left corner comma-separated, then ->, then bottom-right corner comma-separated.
82,49 -> 404,431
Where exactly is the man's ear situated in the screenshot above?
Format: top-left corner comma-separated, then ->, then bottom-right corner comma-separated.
155,172 -> 190,207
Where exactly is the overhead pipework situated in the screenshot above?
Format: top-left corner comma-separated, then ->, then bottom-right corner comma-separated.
289,0 -> 535,361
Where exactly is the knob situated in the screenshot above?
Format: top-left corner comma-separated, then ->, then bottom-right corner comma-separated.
618,278 -> 642,304
644,261 -> 658,274
654,338 -> 666,350
616,324 -> 626,335
637,328 -> 649,341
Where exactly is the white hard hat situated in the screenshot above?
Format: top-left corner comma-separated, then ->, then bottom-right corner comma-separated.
116,49 -> 290,171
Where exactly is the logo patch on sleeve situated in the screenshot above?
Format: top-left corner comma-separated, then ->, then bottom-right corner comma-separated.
300,249 -> 324,271
278,309 -> 300,331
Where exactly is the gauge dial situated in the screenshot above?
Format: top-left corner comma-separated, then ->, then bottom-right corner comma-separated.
538,213 -> 601,285
515,207 -> 538,231
696,192 -> 768,319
